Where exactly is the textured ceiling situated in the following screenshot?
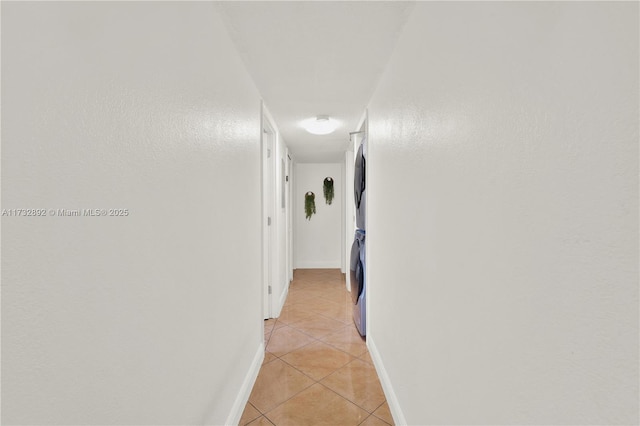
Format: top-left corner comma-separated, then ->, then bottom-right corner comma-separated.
217,1 -> 415,163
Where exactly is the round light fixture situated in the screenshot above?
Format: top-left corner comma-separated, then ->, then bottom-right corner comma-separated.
301,115 -> 339,135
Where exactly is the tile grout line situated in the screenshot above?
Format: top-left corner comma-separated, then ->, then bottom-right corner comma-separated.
243,402 -> 263,425
260,374 -> 316,422
316,382 -> 374,416
316,333 -> 368,359
248,358 -> 317,421
258,414 -> 276,426
357,412 -> 393,426
372,412 -> 394,426
370,399 -> 391,417
262,380 -> 369,426
282,322 -> 364,356
276,339 -> 354,383
319,357 -> 387,415
279,319 -> 348,343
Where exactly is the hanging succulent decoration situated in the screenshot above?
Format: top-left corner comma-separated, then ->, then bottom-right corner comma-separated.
305,191 -> 316,220
323,177 -> 335,205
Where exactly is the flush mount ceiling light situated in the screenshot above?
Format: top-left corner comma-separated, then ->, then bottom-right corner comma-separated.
301,115 -> 339,135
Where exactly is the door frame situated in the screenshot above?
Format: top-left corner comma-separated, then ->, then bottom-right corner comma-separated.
286,153 -> 293,282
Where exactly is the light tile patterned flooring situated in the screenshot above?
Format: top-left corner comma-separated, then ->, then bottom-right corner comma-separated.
240,269 -> 394,426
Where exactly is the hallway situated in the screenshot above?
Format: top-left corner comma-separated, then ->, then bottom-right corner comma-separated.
240,269 -> 393,426
2,2 -> 637,425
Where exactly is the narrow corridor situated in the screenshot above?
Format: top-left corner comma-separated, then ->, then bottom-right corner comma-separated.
239,269 -> 393,426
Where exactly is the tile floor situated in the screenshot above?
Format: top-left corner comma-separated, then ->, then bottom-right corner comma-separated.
240,269 -> 394,426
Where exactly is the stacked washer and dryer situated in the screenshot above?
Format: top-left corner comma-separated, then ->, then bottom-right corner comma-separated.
350,138 -> 366,337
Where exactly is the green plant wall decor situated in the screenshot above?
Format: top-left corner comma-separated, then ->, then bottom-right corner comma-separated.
305,191 -> 316,220
323,177 -> 334,205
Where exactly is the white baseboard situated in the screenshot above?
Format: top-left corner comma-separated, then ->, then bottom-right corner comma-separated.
224,342 -> 264,426
294,262 -> 341,269
367,336 -> 407,426
274,280 -> 290,317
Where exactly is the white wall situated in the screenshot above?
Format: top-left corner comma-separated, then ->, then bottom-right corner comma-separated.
367,2 -> 638,425
294,163 -> 343,269
2,3 -> 263,424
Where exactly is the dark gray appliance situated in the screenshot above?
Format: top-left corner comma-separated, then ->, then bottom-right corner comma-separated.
350,229 -> 366,336
352,138 -> 366,336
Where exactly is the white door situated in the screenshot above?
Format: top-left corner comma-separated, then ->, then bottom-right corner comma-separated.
262,123 -> 275,319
